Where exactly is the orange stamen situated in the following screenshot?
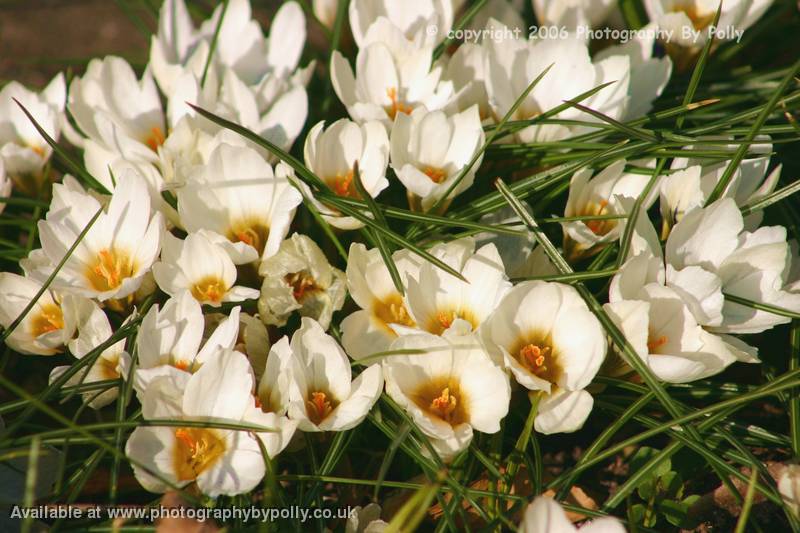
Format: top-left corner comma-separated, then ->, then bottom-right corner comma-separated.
423,167 -> 447,184
145,126 -> 166,152
386,87 -> 412,120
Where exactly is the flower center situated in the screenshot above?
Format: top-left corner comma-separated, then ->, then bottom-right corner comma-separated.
284,271 -> 321,302
513,336 -> 562,384
227,220 -> 270,256
86,248 -> 135,292
173,428 -> 226,481
30,144 -> 47,159
647,334 -> 669,354
144,126 -> 166,152
373,294 -> 416,333
306,391 -> 337,424
672,2 -> 714,30
330,169 -> 360,198
385,87 -> 412,120
30,303 -> 64,337
413,378 -> 469,426
430,387 -> 457,420
98,354 -> 120,380
171,358 -> 198,372
427,309 -> 477,335
581,200 -> 617,236
190,276 -> 228,304
423,166 -> 447,184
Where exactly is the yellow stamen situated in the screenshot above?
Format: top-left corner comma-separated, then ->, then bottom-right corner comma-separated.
373,294 -> 416,333
427,309 -> 477,336
86,249 -> 135,292
30,303 -> 64,337
190,276 -> 227,304
173,428 -> 226,481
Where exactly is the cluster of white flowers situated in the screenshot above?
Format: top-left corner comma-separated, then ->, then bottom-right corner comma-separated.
0,0 -> 783,526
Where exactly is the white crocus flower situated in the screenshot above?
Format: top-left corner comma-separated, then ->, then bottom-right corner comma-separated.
593,22 -> 673,119
346,503 -> 388,533
313,0 -> 339,29
349,0 -> 453,46
68,56 -> 166,161
284,318 -> 384,432
605,263 -> 739,383
383,331 -> 511,459
481,281 -> 607,434
213,66 -> 310,160
331,18 -> 454,128
658,165 -> 706,237
666,198 -> 800,334
467,0 -> 526,33
404,238 -> 511,337
0,73 -> 65,181
153,231 -> 259,307
200,0 -> 307,86
441,43 -> 492,121
30,174 -> 163,301
0,160 -> 11,214
483,19 -> 630,143
0,274 -> 80,356
643,0 -> 773,69
149,1 -> 311,156
519,496 -> 626,533
50,300 -> 126,409
390,105 -> 484,212
228,311 -> 271,379
533,0 -> 615,29
151,0 -> 307,93
605,210 -> 768,373
202,309 -> 271,379
303,119 -> 389,229
178,143 -> 302,261
340,243 -> 422,360
258,233 -> 347,330
122,291 -> 240,398
125,349 -> 267,496
779,464 -> 800,518
562,160 -> 653,261
252,336 -> 294,416
475,206 -> 559,279
241,336 -> 298,458
82,145 -> 175,223
661,137 -> 778,233
148,0 -> 206,96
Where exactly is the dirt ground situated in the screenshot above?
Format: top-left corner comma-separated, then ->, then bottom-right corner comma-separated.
0,0 -> 309,88
0,0 -> 150,86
